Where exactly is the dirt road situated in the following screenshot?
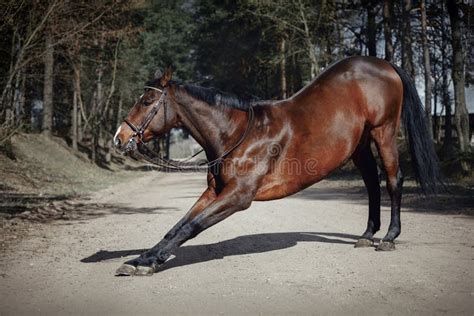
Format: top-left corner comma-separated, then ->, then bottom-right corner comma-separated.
1,172 -> 473,315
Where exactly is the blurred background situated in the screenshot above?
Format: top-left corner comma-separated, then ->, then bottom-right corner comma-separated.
0,0 -> 472,210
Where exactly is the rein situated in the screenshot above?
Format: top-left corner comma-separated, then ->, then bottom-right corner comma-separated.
123,85 -> 255,171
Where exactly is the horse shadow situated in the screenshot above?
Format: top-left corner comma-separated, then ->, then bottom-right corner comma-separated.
81,232 -> 372,272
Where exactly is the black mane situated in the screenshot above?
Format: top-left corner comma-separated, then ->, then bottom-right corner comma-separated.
145,78 -> 263,110
182,84 -> 255,111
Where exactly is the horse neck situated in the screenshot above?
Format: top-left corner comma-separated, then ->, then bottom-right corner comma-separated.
173,86 -> 247,158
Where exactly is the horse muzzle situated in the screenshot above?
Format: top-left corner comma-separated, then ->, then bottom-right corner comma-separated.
114,136 -> 138,154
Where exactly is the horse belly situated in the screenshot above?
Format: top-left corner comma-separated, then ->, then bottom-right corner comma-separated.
255,122 -> 364,201
255,174 -> 319,201
254,151 -> 349,201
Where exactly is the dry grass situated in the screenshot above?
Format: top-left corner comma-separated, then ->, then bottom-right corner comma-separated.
0,133 -> 147,253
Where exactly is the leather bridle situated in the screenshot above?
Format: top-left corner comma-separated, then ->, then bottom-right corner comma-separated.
124,85 -> 167,142
121,84 -> 254,171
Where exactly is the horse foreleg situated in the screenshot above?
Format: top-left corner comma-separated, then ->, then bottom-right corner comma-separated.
115,182 -> 255,276
114,184 -> 216,276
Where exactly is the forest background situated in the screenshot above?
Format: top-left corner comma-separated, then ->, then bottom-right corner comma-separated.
0,0 -> 472,174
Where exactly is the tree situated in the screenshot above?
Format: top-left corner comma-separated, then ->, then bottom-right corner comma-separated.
383,0 -> 394,62
250,0 -> 327,79
446,0 -> 470,171
0,0 -> 469,171
441,7 -> 454,152
365,0 -> 378,57
420,0 -> 433,139
401,0 -> 415,80
279,34 -> 288,98
0,1 -> 62,126
42,28 -> 54,135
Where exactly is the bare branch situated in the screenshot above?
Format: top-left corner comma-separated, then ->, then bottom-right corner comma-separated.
102,39 -> 121,116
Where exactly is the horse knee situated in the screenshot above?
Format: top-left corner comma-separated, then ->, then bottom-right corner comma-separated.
226,188 -> 254,211
237,196 -> 253,210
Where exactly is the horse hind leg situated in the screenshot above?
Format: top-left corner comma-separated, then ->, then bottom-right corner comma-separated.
351,141 -> 381,248
371,125 -> 403,251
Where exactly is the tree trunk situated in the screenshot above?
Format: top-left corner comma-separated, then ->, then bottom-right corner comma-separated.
442,78 -> 453,151
90,90 -> 97,162
42,30 -> 54,136
420,0 -> 433,139
307,40 -> 318,79
18,73 -> 26,124
71,63 -> 81,150
13,70 -> 24,124
165,132 -> 171,160
91,47 -> 103,163
433,80 -> 439,142
0,29 -> 18,123
298,0 -> 318,78
72,84 -> 78,151
289,43 -> 302,96
77,108 -> 83,142
433,57 -> 440,143
335,4 -> 343,59
401,0 -> 415,80
383,0 -> 394,62
105,137 -> 112,164
442,34 -> 453,152
279,36 -> 287,99
366,0 -> 377,57
72,61 -> 85,142
446,0 -> 470,171
116,92 -> 123,128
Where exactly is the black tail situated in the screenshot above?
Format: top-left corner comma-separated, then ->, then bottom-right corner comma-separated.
391,64 -> 444,195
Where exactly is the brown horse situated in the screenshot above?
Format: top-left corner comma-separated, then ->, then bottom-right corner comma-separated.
113,56 -> 442,276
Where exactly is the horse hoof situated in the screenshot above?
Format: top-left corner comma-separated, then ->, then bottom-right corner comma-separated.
354,238 -> 374,248
115,264 -> 137,276
115,263 -> 155,276
135,265 -> 155,276
376,241 -> 396,251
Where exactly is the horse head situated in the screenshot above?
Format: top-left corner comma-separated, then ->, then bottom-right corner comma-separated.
113,67 -> 180,153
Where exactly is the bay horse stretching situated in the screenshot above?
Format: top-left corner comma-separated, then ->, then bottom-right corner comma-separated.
113,56 -> 442,276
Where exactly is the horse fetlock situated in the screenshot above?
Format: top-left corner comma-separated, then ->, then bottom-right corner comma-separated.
367,220 -> 380,234
154,251 -> 172,265
126,255 -> 158,268
374,222 -> 381,233
386,225 -> 401,240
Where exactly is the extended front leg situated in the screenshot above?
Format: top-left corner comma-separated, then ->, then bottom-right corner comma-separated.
115,182 -> 255,276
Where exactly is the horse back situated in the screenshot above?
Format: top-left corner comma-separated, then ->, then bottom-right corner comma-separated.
253,56 -> 403,200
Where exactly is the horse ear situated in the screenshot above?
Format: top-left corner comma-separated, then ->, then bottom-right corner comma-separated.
160,66 -> 173,87
154,69 -> 163,79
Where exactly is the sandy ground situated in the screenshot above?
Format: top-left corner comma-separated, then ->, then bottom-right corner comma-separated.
0,172 -> 473,315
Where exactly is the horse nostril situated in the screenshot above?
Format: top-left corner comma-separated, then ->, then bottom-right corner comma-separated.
114,137 -> 122,149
